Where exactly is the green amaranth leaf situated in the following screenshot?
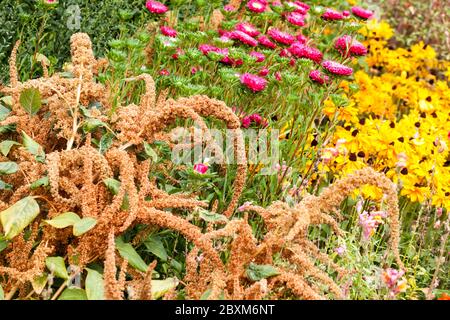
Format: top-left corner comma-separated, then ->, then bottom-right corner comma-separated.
0,162 -> 19,175
0,196 -> 40,240
0,239 -> 7,253
103,178 -> 121,195
58,288 -> 87,300
73,217 -> 97,236
144,235 -> 168,261
0,140 -> 20,157
45,256 -> 69,280
0,180 -> 13,190
151,278 -> 179,300
19,88 -> 42,115
197,208 -> 227,223
144,142 -> 158,162
99,132 -> 114,154
31,273 -> 48,295
22,131 -> 45,163
246,263 -> 280,281
30,176 -> 49,189
85,268 -> 105,300
115,237 -> 148,273
44,212 -> 81,229
0,284 -> 4,300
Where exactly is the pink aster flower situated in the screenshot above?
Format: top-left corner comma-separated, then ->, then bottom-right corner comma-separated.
275,71 -> 282,81
288,43 -> 323,62
240,73 -> 268,92
199,44 -> 221,55
223,4 -> 235,12
250,113 -> 263,124
235,22 -> 260,37
257,35 -> 277,49
342,10 -> 350,17
322,8 -> 345,20
279,48 -> 292,57
160,26 -> 177,37
241,116 -> 252,128
335,35 -> 368,56
296,34 -> 308,44
294,1 -> 310,10
250,51 -> 265,62
258,67 -> 270,76
352,6 -> 374,19
159,69 -> 170,76
146,0 -> 168,14
193,163 -> 208,174
229,30 -> 258,47
286,11 -> 306,26
247,0 -> 267,13
322,60 -> 353,76
309,70 -> 330,84
267,28 -> 296,45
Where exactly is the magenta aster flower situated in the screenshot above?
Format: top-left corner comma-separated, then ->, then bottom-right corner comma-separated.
240,73 -> 268,92
250,113 -> 263,124
288,43 -> 323,62
257,35 -> 277,49
322,8 -> 345,20
159,69 -> 170,76
229,30 -> 258,47
279,48 -> 292,57
352,6 -> 374,19
258,67 -> 269,77
145,0 -> 168,14
193,163 -> 208,174
223,4 -> 235,12
296,33 -> 308,44
286,11 -> 306,26
322,60 -> 353,76
241,116 -> 251,128
275,71 -> 282,81
335,35 -> 367,56
247,0 -> 267,13
267,28 -> 296,45
294,1 -> 310,10
286,1 -> 308,14
160,26 -> 177,37
342,10 -> 350,17
198,44 -> 222,55
309,70 -> 330,84
250,51 -> 265,62
235,22 -> 260,37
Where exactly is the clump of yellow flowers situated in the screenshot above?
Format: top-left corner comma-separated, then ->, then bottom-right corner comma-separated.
321,20 -> 450,209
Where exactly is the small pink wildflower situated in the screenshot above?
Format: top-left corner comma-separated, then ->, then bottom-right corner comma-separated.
193,163 -> 208,174
335,244 -> 346,256
159,69 -> 170,76
240,73 -> 268,92
322,60 -> 353,76
359,210 -> 387,240
160,26 -> 177,37
238,201 -> 253,212
223,4 -> 235,12
145,0 -> 168,14
382,268 -> 407,296
275,71 -> 282,81
352,6 -> 374,19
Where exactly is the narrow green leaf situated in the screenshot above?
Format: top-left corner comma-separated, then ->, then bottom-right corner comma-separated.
45,256 -> 69,280
103,178 -> 121,195
115,237 -> 148,273
0,284 -> 4,300
44,212 -> 81,229
58,288 -> 87,300
99,132 -> 114,154
85,268 -> 104,300
73,217 -> 97,236
0,96 -> 13,107
0,196 -> 40,240
22,131 -> 45,163
197,208 -> 227,223
83,118 -> 106,133
152,278 -> 179,300
0,104 -> 10,121
246,263 -> 280,281
144,235 -> 168,261
0,140 -> 20,157
0,180 -> 13,190
0,162 -> 19,175
30,176 -> 49,190
19,88 -> 42,115
0,239 -> 7,253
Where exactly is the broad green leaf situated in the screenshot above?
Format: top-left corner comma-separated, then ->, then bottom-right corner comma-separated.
30,176 -> 49,189
31,273 -> 48,295
0,162 -> 19,175
19,88 -> 42,115
144,142 -> 158,162
99,132 -> 114,154
152,278 -> 179,300
85,268 -> 104,300
83,118 -> 106,133
35,53 -> 50,65
22,131 -> 45,163
44,212 -> 81,229
200,288 -> 225,300
0,104 -> 10,121
58,288 -> 87,300
246,263 -> 280,281
197,208 -> 227,223
45,256 -> 69,280
115,237 -> 148,272
103,178 -> 121,195
144,235 -> 168,261
0,239 -> 7,253
73,217 -> 97,236
0,284 -> 3,300
0,180 -> 13,190
0,96 -> 13,107
0,196 -> 40,240
0,140 -> 20,157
